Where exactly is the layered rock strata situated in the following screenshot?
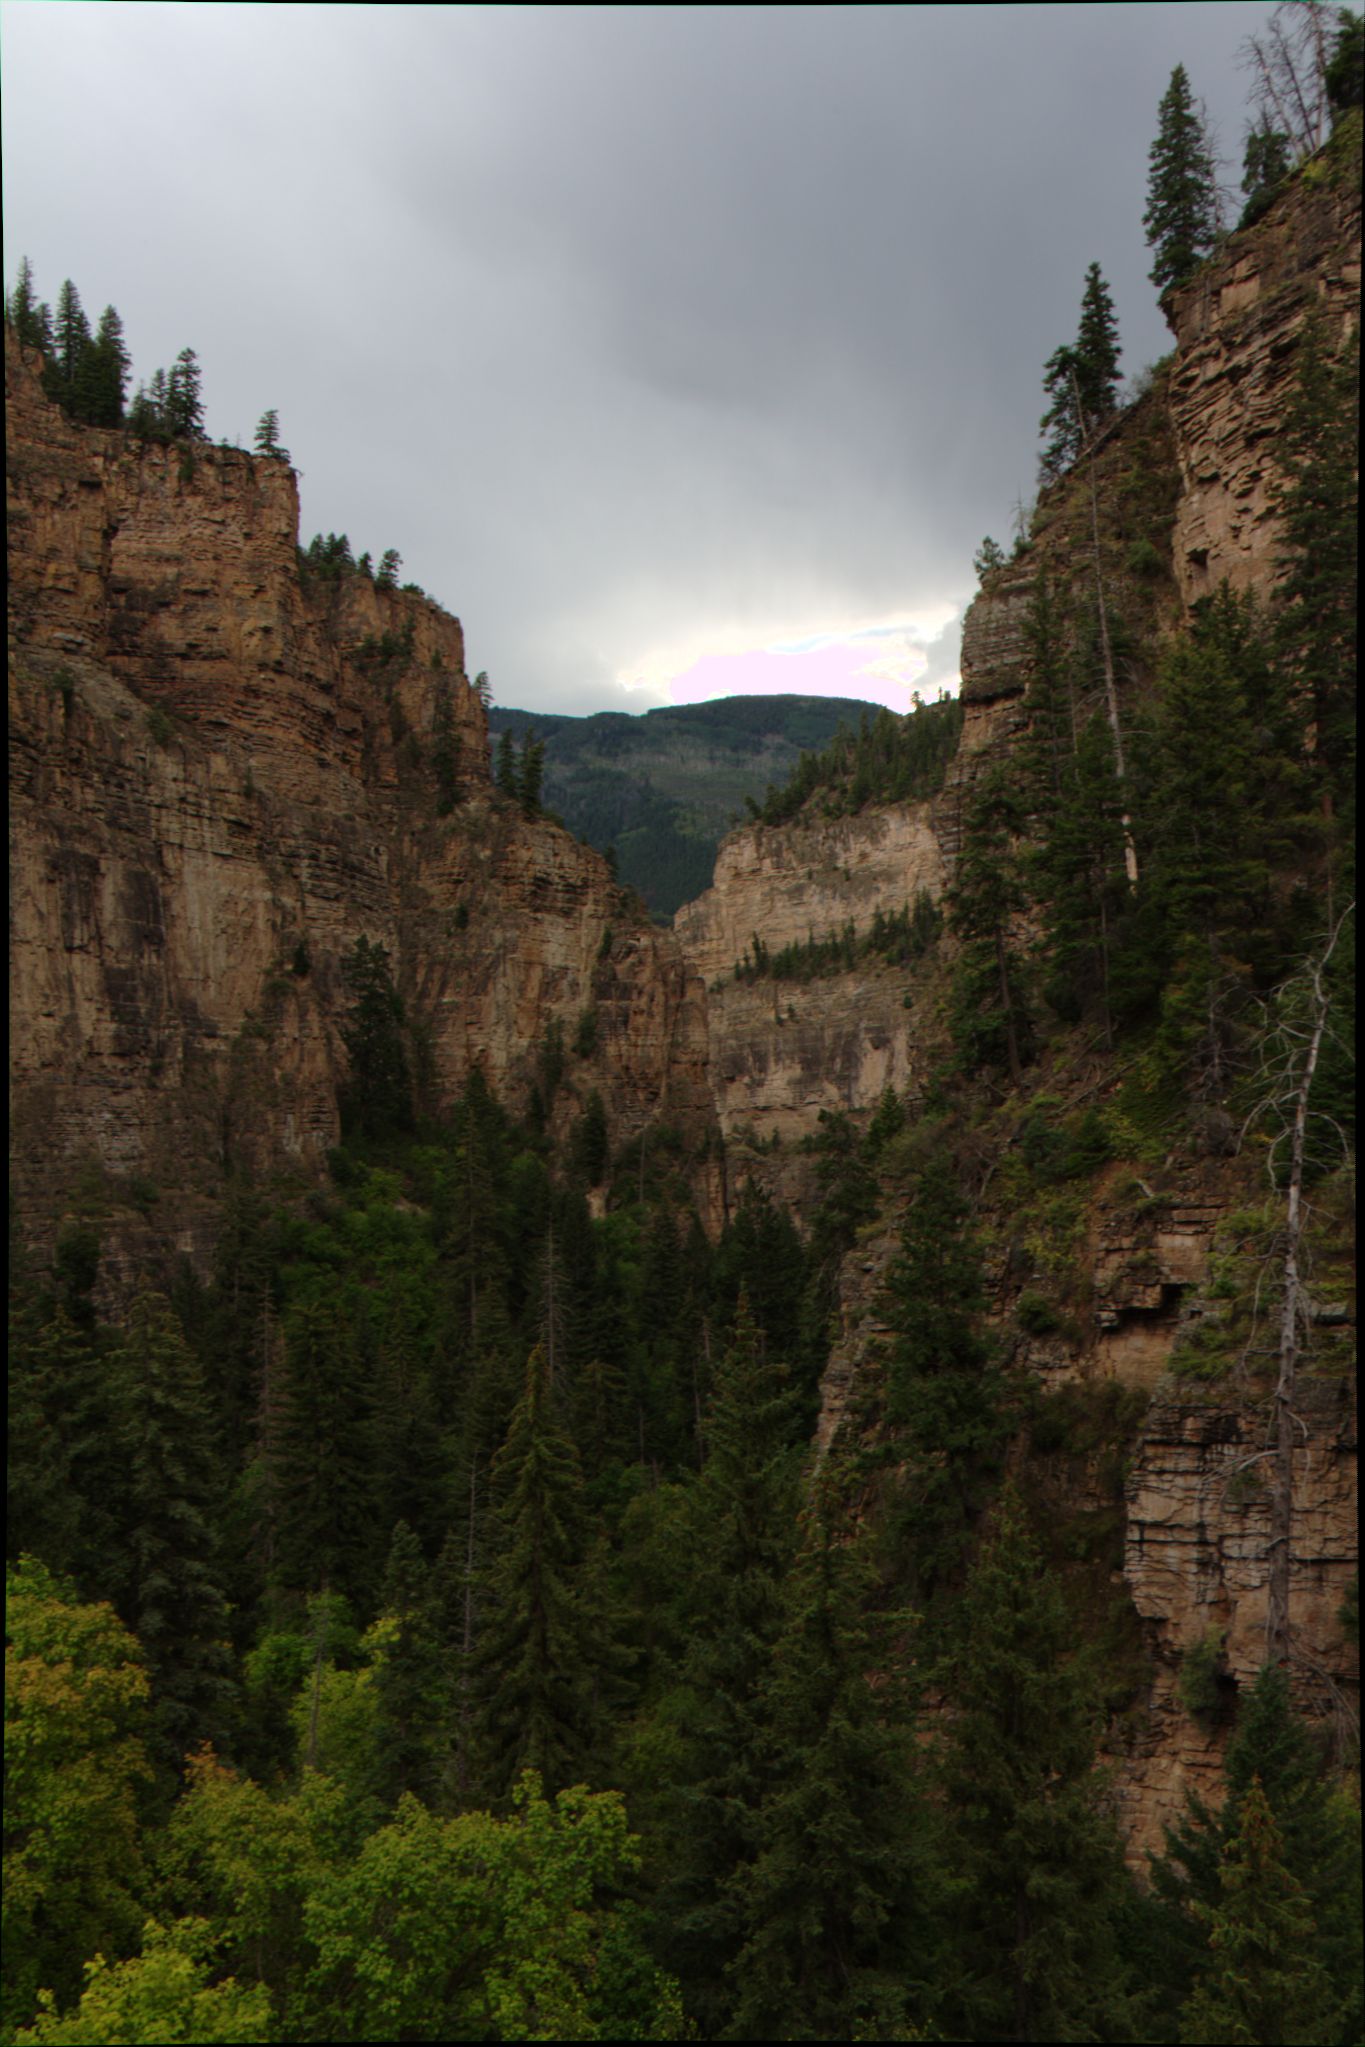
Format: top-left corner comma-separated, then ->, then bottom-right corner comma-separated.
7,328 -> 717,1266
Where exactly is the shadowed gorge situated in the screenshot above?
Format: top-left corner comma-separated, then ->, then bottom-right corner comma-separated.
6,46 -> 1360,2047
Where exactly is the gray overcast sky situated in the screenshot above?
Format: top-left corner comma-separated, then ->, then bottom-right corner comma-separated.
3,2 -> 1276,716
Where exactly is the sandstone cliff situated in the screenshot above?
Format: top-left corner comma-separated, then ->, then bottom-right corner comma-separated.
7,327 -> 719,1272
674,148 -> 1358,1857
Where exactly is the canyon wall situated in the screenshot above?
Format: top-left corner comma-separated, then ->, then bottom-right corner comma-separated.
7,328 -> 719,1272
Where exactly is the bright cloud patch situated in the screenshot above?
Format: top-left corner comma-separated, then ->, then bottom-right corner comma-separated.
619,612 -> 961,713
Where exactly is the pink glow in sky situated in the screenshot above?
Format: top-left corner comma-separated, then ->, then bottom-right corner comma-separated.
624,618 -> 961,714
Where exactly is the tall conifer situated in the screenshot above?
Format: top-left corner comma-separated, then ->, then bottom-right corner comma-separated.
1144,65 -> 1219,292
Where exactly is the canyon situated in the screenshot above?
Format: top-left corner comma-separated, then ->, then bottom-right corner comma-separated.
7,140 -> 1358,1860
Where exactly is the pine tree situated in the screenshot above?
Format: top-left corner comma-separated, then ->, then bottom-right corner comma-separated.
376,547 -> 402,590
165,347 -> 204,436
271,1294 -> 377,1613
472,1344 -> 618,1801
339,935 -> 413,1143
495,728 -> 517,796
518,729 -> 546,816
880,1145 -> 1007,1609
655,1295 -> 802,2035
253,408 -> 287,458
947,764 -> 1031,1082
728,1508 -> 928,2041
1144,65 -> 1219,292
106,1293 -> 236,1783
1154,1664 -> 1364,2041
1240,119 -> 1292,228
1039,265 -> 1122,481
6,255 -> 45,349
1180,1778 -> 1341,2046
934,1487 -> 1142,2041
41,279 -> 92,413
370,1520 -> 445,1810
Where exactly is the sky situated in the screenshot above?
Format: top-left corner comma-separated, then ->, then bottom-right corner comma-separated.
2,2 -> 1279,717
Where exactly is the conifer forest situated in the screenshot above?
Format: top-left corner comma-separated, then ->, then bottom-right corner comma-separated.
5,8 -> 1361,2043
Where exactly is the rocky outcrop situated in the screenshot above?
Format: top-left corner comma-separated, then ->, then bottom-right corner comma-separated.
673,804 -> 943,988
7,329 -> 718,1267
1163,152 -> 1361,606
1119,1374 -> 1358,1859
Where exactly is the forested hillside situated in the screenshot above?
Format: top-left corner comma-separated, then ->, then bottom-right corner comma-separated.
486,694 -> 883,918
5,14 -> 1361,2045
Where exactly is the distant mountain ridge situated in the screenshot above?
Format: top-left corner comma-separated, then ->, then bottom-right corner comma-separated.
487,693 -> 884,918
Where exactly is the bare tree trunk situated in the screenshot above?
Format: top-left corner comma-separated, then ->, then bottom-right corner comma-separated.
1264,907 -> 1350,1665
1083,423 -> 1139,887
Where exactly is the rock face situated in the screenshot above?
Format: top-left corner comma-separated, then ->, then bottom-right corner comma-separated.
672,805 -> 944,1169
7,328 -> 718,1266
1163,163 -> 1361,606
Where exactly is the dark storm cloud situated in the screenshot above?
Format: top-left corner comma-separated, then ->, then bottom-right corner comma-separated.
3,3 -> 1276,713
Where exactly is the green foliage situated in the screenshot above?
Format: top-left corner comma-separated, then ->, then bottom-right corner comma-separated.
933,1489 -> 1145,2042
1145,64 -> 1218,292
14,1918 -> 272,2046
1179,1629 -> 1232,1726
1179,1778 -> 1343,2046
339,936 -> 413,1144
751,694 -> 964,828
104,1294 -> 236,1783
1326,8 -> 1363,116
974,535 -> 1007,580
252,408 -> 288,460
728,1509 -> 927,2042
1240,119 -> 1292,228
947,765 -> 1031,1080
4,1560 -> 151,2036
1154,1663 -> 1364,2040
1039,262 -> 1122,478
880,1147 -> 1007,1609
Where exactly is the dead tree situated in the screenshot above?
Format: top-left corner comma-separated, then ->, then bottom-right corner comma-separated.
1252,904 -> 1354,1666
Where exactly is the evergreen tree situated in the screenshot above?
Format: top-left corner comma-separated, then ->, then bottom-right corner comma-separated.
370,1520 -> 445,1810
165,347 -> 204,437
495,728 -> 518,796
1240,120 -> 1292,228
880,1145 -> 1007,1609
85,306 -> 130,426
429,680 -> 461,813
518,729 -> 546,816
41,279 -> 91,413
1138,587 -> 1308,1095
947,765 -> 1031,1082
1180,1778 -> 1342,2046
6,255 -> 46,349
1145,65 -> 1219,292
1075,261 -> 1122,424
339,935 -> 413,1143
728,1508 -> 928,2042
106,1293 -> 236,1782
253,408 -> 287,458
655,1295 -> 802,2035
271,1295 -> 377,1613
1326,5 -> 1363,117
376,547 -> 402,590
1039,265 -> 1122,480
473,1344 -> 618,1801
934,1488 -> 1142,2041
1154,1663 -> 1364,2041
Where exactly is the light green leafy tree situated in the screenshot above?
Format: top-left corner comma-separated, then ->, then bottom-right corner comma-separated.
4,1559 -> 152,2035
13,1918 -> 271,2046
